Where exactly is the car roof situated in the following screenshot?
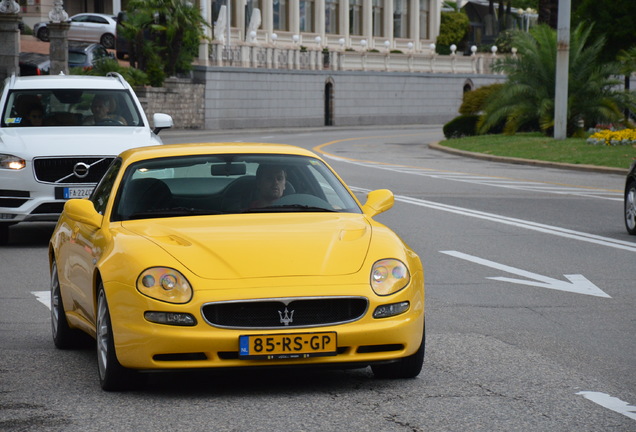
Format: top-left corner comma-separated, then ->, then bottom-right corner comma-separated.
3,74 -> 129,90
119,143 -> 321,164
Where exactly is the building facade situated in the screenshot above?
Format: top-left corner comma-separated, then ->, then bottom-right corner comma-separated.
207,0 -> 440,52
20,0 -> 441,54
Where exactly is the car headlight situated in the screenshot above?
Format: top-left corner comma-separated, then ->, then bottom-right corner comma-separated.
370,259 -> 410,296
137,267 -> 193,304
0,154 -> 26,170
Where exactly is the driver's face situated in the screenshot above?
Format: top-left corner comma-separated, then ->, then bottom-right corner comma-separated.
257,169 -> 286,201
91,100 -> 109,118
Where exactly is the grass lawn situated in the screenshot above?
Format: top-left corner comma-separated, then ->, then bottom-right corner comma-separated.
439,133 -> 636,170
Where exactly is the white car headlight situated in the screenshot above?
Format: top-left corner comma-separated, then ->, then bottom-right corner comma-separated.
0,154 -> 26,170
137,267 -> 193,304
370,259 -> 410,296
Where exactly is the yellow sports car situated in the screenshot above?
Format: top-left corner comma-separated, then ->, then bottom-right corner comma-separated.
49,143 -> 425,390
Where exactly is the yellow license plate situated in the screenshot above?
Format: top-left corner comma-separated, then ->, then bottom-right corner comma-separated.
239,332 -> 337,359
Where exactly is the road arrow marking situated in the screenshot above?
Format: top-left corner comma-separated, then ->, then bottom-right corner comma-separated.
440,250 -> 611,298
576,391 -> 636,421
32,291 -> 51,310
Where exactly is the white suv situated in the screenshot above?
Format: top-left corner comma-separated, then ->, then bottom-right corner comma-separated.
0,73 -> 173,243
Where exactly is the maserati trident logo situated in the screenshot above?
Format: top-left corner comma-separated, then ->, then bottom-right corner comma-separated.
73,162 -> 90,179
278,307 -> 294,326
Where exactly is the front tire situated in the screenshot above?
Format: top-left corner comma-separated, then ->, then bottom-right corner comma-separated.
625,180 -> 636,235
372,326 -> 425,379
96,284 -> 137,391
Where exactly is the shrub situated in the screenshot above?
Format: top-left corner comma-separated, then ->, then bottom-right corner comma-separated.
459,83 -> 504,115
443,115 -> 479,138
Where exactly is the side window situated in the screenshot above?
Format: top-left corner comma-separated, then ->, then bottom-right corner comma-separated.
92,16 -> 108,24
90,158 -> 122,215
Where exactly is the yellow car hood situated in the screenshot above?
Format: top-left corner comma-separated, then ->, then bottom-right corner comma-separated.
122,213 -> 371,279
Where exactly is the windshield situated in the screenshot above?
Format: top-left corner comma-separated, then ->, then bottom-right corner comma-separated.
112,154 -> 362,221
1,89 -> 143,127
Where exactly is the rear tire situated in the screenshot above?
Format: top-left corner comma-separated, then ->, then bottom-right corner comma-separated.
37,27 -> 50,42
51,260 -> 83,349
372,326 -> 425,379
625,180 -> 636,235
96,284 -> 138,391
100,33 -> 115,49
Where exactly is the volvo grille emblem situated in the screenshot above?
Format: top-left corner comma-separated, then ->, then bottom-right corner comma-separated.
73,162 -> 90,179
278,307 -> 294,326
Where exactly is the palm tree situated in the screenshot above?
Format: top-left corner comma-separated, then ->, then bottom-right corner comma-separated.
478,24 -> 636,136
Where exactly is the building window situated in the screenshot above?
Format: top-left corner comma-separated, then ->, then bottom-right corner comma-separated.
393,0 -> 408,38
372,0 -> 383,37
419,0 -> 429,39
299,0 -> 315,32
325,0 -> 339,34
349,0 -> 362,35
273,0 -> 288,30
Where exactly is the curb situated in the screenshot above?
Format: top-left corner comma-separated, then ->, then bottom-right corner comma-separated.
428,142 -> 629,176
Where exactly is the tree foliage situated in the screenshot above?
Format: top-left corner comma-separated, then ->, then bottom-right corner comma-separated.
436,11 -> 470,52
119,0 -> 208,85
478,24 -> 636,137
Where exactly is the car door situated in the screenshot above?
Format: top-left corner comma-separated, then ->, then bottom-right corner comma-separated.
58,159 -> 121,329
68,14 -> 89,41
84,15 -> 109,43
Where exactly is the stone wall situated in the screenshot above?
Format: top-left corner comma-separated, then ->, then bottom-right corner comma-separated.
133,68 -> 504,130
192,66 -> 504,130
134,77 -> 205,129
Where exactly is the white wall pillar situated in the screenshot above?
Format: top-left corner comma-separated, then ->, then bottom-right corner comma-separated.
362,0 -> 372,43
289,0 -> 300,36
262,0 -> 273,41
316,0 -> 325,41
384,0 -> 394,42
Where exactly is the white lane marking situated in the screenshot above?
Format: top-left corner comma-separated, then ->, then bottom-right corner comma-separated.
440,251 -> 610,298
328,156 -> 622,201
32,291 -> 51,310
577,391 -> 636,421
351,187 -> 636,253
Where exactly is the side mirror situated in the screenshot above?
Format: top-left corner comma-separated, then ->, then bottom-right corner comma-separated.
362,189 -> 394,217
64,199 -> 102,228
152,113 -> 173,134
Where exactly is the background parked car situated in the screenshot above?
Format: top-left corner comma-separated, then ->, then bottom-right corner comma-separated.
625,161 -> 636,235
68,42 -> 114,69
33,13 -> 117,49
19,42 -> 114,76
18,52 -> 50,76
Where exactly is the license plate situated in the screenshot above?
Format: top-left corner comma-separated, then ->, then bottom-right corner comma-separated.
239,332 -> 337,360
62,187 -> 93,199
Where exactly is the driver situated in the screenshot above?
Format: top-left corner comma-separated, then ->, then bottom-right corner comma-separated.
250,164 -> 286,208
83,94 -> 127,125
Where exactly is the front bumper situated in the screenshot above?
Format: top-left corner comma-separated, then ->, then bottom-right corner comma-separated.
104,279 -> 425,371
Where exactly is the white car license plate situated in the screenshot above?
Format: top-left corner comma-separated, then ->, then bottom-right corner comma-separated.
63,187 -> 93,199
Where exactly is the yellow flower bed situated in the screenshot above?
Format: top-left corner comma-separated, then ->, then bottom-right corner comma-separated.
587,128 -> 636,146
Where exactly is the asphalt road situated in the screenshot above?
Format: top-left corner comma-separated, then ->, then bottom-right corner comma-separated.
1,126 -> 634,431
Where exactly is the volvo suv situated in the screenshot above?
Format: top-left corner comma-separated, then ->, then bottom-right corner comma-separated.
0,73 -> 173,244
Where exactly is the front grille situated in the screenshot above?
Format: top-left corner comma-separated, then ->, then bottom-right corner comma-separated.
202,297 -> 368,329
33,157 -> 114,184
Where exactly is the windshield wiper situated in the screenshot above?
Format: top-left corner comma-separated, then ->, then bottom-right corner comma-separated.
128,207 -> 221,219
242,204 -> 336,213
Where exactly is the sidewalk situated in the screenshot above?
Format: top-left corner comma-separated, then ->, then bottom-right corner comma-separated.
20,35 -> 49,54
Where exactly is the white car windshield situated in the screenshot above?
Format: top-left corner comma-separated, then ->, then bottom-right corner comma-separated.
109,154 -> 362,221
1,89 -> 143,127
